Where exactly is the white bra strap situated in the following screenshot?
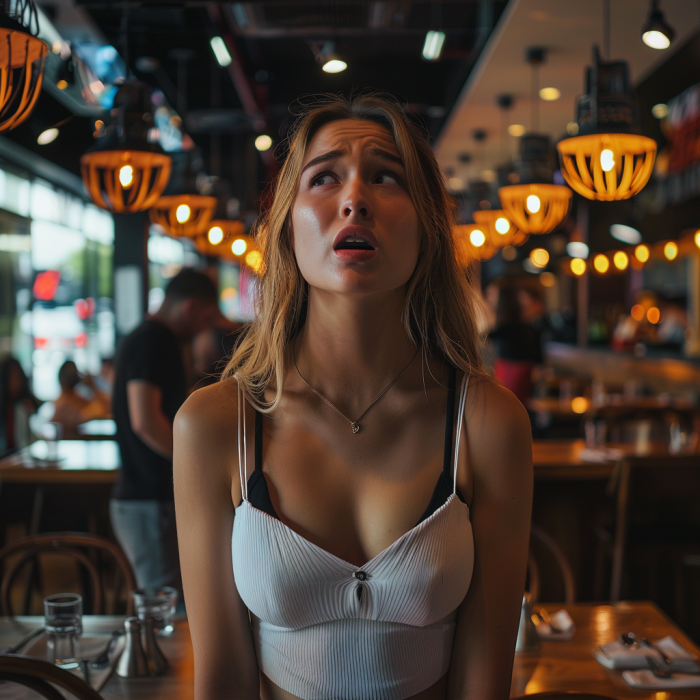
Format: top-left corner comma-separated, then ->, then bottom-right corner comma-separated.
237,378 -> 248,501
452,373 -> 470,495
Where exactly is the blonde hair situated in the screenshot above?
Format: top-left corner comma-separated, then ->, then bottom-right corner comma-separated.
223,93 -> 487,409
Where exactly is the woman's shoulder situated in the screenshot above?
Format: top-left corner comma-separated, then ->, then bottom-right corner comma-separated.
465,374 -> 533,480
175,379 -> 240,461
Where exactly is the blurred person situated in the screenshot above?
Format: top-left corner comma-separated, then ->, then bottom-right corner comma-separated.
489,286 -> 540,404
193,311 -> 245,388
0,357 -> 39,452
657,297 -> 687,347
111,269 -> 219,594
52,361 -> 111,438
94,357 -> 115,397
174,94 -> 532,700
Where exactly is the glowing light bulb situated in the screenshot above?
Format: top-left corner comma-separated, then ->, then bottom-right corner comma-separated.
469,229 -> 486,247
208,226 -> 224,245
600,149 -> 615,172
56,79 -> 68,90
613,251 -> 629,270
508,124 -> 526,137
255,135 -> 272,151
232,238 -> 247,256
530,248 -> 549,268
643,30 -> 671,50
647,307 -> 661,324
37,128 -> 59,145
322,59 -> 347,73
695,230 -> 700,249
495,217 -> 510,235
571,397 -> 589,414
570,258 -> 586,276
635,244 -> 650,263
593,254 -> 609,274
526,195 -> 541,214
119,165 -> 134,188
631,305 -> 645,321
245,250 -> 263,272
664,241 -> 678,260
176,204 -> 191,224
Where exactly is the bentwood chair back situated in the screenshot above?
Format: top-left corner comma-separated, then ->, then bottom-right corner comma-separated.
0,532 -> 136,616
0,655 -> 103,700
511,693 -> 619,700
527,524 -> 577,604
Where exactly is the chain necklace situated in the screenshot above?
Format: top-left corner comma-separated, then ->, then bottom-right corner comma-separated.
293,343 -> 419,434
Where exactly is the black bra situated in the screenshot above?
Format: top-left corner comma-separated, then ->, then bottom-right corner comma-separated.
247,365 -> 465,526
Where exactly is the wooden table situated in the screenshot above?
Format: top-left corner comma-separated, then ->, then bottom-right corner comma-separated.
512,601 -> 700,698
2,603 -> 698,699
0,441 -> 120,485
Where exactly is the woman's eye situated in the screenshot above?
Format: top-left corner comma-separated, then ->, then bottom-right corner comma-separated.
310,172 -> 336,187
375,173 -> 399,185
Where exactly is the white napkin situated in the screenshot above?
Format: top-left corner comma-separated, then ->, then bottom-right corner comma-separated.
623,670 -> 700,689
578,447 -> 624,463
595,635 -> 700,671
535,609 -> 575,641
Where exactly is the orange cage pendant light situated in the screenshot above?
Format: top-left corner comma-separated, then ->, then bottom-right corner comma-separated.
194,220 -> 246,258
454,224 -> 499,264
150,193 -> 217,238
472,209 -> 529,248
81,82 -> 172,213
0,1 -> 48,132
498,135 -> 572,234
557,47 -> 656,201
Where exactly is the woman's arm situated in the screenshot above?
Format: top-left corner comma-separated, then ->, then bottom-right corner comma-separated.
448,379 -> 533,700
174,382 -> 260,700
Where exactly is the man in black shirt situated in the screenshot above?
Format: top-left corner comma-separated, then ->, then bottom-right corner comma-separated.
110,269 -> 219,594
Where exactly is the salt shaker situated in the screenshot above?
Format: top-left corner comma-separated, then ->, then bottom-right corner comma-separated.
143,615 -> 168,676
515,593 -> 540,654
116,617 -> 149,678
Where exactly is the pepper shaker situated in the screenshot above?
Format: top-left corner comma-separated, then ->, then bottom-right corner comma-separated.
116,617 -> 149,678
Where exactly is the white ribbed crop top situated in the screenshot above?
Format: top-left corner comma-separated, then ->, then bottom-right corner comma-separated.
231,371 -> 474,700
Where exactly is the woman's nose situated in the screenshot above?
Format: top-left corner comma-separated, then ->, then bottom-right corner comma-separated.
340,178 -> 372,220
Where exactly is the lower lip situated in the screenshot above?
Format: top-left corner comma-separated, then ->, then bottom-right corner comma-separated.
333,248 -> 377,262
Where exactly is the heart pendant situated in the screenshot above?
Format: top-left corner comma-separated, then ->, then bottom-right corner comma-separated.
351,423 -> 360,434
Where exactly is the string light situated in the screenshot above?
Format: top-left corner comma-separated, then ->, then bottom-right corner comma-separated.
631,304 -> 645,321
647,307 -> 661,324
593,254 -> 610,274
530,248 -> 549,268
570,258 -> 587,276
635,244 -> 650,263
664,241 -> 678,260
613,251 -> 629,270
208,226 -> 224,245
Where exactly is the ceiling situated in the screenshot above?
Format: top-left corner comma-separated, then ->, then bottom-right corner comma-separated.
5,0 -> 508,214
436,0 -> 700,187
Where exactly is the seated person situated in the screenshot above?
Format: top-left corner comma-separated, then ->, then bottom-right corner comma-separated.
52,361 -> 111,437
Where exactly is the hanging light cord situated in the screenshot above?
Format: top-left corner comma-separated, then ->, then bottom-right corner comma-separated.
530,61 -> 539,132
603,0 -> 611,59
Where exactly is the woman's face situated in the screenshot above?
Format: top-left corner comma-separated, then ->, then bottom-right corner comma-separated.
291,119 -> 420,297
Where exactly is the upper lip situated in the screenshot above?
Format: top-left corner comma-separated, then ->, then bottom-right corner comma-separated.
332,226 -> 378,250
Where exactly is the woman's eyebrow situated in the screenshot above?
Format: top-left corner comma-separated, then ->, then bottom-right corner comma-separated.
368,147 -> 404,166
301,150 -> 344,174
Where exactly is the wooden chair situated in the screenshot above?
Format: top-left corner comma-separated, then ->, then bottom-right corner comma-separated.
0,655 -> 103,700
511,693 -> 619,700
0,532 -> 136,616
527,524 -> 576,604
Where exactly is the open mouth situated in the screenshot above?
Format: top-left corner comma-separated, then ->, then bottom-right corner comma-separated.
334,237 -> 376,251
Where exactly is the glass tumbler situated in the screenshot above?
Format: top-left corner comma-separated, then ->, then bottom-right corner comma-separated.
132,586 -> 178,635
44,593 -> 82,665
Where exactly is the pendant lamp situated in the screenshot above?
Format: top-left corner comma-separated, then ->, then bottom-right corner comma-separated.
472,209 -> 528,249
0,1 -> 48,132
455,224 -> 498,263
150,150 -> 217,237
498,134 -> 572,234
557,47 -> 656,201
81,82 -> 171,213
194,220 -> 246,258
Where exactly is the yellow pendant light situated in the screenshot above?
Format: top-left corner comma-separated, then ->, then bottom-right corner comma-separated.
472,209 -> 529,248
557,47 -> 656,201
150,193 -> 218,238
194,220 -> 246,258
498,50 -> 572,234
81,82 -> 172,213
454,224 -> 499,263
0,2 -> 48,132
498,182 -> 572,235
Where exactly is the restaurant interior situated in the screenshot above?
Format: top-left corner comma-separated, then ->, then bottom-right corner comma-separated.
2,0 -> 700,698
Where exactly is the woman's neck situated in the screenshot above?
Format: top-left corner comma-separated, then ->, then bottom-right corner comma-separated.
293,287 -> 417,415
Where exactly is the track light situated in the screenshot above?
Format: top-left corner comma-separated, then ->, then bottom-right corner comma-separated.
642,0 -> 675,49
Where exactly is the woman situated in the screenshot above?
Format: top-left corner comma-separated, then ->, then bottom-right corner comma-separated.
174,94 -> 532,700
0,357 -> 39,452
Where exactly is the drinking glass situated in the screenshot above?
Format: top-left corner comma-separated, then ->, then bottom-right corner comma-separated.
44,593 -> 82,665
132,586 -> 178,635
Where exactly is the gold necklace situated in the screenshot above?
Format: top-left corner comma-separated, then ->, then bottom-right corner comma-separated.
293,343 -> 419,434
